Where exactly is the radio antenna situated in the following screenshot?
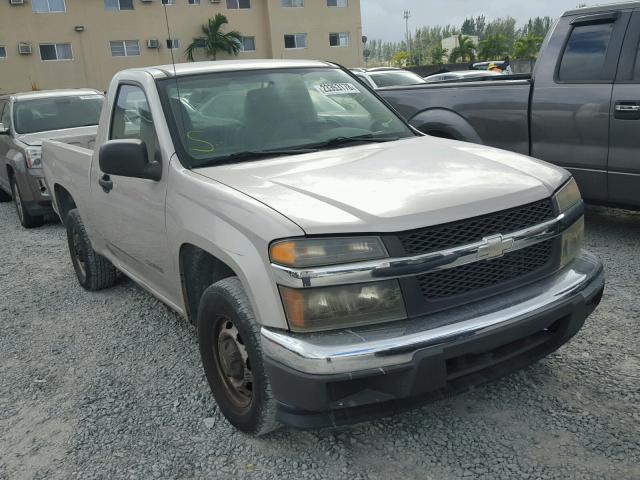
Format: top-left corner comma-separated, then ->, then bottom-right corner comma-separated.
162,4 -> 188,145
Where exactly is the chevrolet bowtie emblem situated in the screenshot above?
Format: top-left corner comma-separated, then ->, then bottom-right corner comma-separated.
477,234 -> 514,260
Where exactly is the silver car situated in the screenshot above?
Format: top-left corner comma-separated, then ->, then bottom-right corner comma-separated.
0,89 -> 103,227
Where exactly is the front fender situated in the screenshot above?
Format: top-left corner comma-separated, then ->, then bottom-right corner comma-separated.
409,108 -> 483,144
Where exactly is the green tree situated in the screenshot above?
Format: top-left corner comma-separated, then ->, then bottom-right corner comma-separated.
478,34 -> 510,61
513,35 -> 544,60
449,35 -> 476,63
392,51 -> 410,67
429,45 -> 448,65
185,14 -> 242,61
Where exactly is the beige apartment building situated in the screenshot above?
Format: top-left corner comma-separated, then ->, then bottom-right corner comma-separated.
0,0 -> 363,93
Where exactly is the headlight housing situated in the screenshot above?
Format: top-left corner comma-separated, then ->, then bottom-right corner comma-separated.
280,280 -> 406,332
24,147 -> 42,169
270,237 -> 387,268
553,177 -> 581,213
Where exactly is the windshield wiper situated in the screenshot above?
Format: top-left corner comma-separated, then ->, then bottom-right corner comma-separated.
192,148 -> 318,168
305,134 -> 401,150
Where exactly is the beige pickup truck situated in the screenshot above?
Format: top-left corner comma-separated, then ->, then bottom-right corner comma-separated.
42,60 -> 604,435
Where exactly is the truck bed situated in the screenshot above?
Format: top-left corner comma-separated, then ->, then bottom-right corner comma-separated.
42,135 -> 95,220
378,77 -> 532,155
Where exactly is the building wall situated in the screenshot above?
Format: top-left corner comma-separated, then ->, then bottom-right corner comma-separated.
0,0 -> 362,94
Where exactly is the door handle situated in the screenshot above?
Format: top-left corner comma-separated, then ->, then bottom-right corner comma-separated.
615,104 -> 640,112
99,174 -> 113,193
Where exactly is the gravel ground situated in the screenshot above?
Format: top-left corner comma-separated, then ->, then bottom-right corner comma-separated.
0,202 -> 638,480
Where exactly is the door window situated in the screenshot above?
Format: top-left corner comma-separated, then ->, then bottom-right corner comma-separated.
110,84 -> 159,162
558,22 -> 615,82
0,102 -> 10,128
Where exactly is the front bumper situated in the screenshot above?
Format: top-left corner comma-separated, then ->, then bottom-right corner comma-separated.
261,251 -> 605,429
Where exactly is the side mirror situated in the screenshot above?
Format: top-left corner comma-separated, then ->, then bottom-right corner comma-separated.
99,139 -> 161,181
0,123 -> 9,135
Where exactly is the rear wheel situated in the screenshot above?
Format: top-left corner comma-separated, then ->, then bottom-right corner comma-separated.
65,209 -> 117,291
198,277 -> 279,436
10,177 -> 44,228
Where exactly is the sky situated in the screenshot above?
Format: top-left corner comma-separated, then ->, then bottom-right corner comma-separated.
361,0 -> 597,41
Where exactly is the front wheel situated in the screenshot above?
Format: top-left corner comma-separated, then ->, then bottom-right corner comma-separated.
198,277 -> 279,436
65,209 -> 117,291
10,177 -> 44,228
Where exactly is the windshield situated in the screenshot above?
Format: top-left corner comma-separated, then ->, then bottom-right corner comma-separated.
368,71 -> 426,88
14,94 -> 103,134
158,67 -> 414,168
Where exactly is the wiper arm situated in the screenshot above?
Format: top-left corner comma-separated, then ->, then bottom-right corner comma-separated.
192,148 -> 318,168
307,134 -> 401,149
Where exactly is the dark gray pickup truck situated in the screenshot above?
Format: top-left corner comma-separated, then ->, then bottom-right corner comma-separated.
379,2 -> 640,209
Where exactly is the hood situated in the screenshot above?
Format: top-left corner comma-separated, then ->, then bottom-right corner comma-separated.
16,125 -> 98,147
196,136 -> 569,235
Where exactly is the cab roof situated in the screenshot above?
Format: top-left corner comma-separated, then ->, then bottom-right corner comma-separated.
1,89 -> 103,102
563,1 -> 640,16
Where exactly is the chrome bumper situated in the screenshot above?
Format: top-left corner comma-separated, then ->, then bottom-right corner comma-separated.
261,251 -> 604,375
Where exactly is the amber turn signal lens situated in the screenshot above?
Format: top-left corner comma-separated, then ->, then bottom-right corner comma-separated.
270,241 -> 298,267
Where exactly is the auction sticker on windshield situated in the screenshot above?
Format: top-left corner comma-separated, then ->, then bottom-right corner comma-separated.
315,83 -> 361,96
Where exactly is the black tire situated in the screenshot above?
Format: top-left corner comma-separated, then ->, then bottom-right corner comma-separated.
10,177 -> 44,228
198,277 -> 279,436
65,209 -> 117,291
0,187 -> 11,202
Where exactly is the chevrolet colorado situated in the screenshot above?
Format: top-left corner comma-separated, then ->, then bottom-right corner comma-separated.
379,2 -> 640,209
42,60 -> 604,435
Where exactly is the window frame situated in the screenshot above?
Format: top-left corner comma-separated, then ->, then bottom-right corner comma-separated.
110,40 -> 141,57
226,0 -> 250,9
32,0 -> 66,13
554,12 -> 629,85
240,36 -> 256,52
104,0 -> 134,11
281,0 -> 304,7
166,39 -> 181,50
0,46 -> 7,59
0,101 -> 11,129
326,0 -> 347,7
39,43 -> 73,61
329,32 -> 350,47
187,0 -> 200,4
284,33 -> 307,50
161,0 -> 176,5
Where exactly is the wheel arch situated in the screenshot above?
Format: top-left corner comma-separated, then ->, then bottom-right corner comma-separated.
409,108 -> 483,143
53,184 -> 77,221
179,243 -> 238,325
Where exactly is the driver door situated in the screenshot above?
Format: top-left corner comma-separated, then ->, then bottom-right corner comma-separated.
93,83 -> 173,300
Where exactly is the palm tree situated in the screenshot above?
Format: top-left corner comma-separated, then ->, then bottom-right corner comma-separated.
185,14 -> 242,61
449,35 -> 476,63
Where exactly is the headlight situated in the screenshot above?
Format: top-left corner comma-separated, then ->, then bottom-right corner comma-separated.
554,177 -> 581,212
270,237 -> 387,268
561,216 -> 584,268
24,147 -> 42,169
280,280 -> 406,332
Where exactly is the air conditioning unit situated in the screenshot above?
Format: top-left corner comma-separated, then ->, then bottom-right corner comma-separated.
18,43 -> 32,55
146,39 -> 160,49
210,0 -> 221,3
9,0 -> 26,5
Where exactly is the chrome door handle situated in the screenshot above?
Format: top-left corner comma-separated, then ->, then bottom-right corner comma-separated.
615,104 -> 640,112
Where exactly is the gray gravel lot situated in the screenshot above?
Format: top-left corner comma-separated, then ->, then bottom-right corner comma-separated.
0,202 -> 638,480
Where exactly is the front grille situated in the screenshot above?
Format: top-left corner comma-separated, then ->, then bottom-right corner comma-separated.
397,199 -> 555,256
417,240 -> 554,300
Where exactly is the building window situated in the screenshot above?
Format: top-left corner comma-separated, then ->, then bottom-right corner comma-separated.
110,40 -> 140,57
226,0 -> 250,9
0,46 -> 6,59
32,0 -> 66,13
281,0 -> 303,7
327,0 -> 347,6
40,43 -> 73,61
240,36 -> 256,52
329,32 -> 350,47
161,0 -> 176,4
166,39 -> 181,50
284,33 -> 307,49
104,0 -> 134,11
187,0 -> 200,4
